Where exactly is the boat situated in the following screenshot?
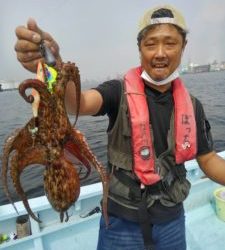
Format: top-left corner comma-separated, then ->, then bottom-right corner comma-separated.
181,64 -> 211,74
0,151 -> 225,250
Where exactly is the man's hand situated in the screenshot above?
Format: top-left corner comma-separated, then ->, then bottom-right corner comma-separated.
15,18 -> 61,73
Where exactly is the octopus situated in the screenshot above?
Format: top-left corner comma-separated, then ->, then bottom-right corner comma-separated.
1,61 -> 109,224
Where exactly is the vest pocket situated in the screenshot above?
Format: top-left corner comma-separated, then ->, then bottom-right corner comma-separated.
109,170 -> 142,208
162,178 -> 191,204
157,157 -> 191,205
109,173 -> 131,201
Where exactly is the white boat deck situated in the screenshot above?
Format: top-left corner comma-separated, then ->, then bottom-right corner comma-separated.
0,151 -> 225,250
0,183 -> 102,250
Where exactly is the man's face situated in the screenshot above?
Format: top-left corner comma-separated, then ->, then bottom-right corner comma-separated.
139,24 -> 186,81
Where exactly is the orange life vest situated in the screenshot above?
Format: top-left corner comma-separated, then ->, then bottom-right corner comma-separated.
124,66 -> 197,185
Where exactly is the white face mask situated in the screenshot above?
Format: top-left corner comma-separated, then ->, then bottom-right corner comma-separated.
141,69 -> 179,86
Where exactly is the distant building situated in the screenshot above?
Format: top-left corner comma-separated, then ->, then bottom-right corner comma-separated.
219,62 -> 225,71
181,60 -> 225,74
210,61 -> 220,71
192,64 -> 210,73
0,80 -> 19,90
181,63 -> 210,74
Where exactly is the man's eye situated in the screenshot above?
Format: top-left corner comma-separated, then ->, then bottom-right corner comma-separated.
146,43 -> 155,47
166,42 -> 176,46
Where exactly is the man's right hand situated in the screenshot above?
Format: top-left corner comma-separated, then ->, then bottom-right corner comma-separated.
15,18 -> 61,73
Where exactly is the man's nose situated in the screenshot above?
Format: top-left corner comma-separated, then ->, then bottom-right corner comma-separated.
155,44 -> 166,58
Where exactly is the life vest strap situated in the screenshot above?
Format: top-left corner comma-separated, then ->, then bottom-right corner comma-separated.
138,191 -> 155,250
112,166 -> 186,199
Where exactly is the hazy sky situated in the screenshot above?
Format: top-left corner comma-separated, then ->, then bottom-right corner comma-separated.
1,0 -> 225,83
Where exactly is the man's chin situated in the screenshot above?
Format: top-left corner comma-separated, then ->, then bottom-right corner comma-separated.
149,70 -> 169,81
151,75 -> 167,82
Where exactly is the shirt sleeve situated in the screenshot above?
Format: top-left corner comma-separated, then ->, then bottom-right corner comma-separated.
195,98 -> 214,156
93,79 -> 121,115
93,79 -> 121,131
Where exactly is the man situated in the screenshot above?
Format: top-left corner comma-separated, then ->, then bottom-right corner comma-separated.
15,5 -> 225,250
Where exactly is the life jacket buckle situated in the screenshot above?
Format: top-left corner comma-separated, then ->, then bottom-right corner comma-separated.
182,141 -> 191,149
140,146 -> 150,160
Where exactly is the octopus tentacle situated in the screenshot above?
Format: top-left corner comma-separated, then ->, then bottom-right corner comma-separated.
60,63 -> 80,125
64,141 -> 91,180
65,128 -> 109,226
71,64 -> 81,125
19,79 -> 49,104
1,129 -> 22,213
10,146 -> 47,223
10,153 -> 41,222
2,151 -> 19,214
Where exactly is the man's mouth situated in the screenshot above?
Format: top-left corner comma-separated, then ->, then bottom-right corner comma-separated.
152,62 -> 168,69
